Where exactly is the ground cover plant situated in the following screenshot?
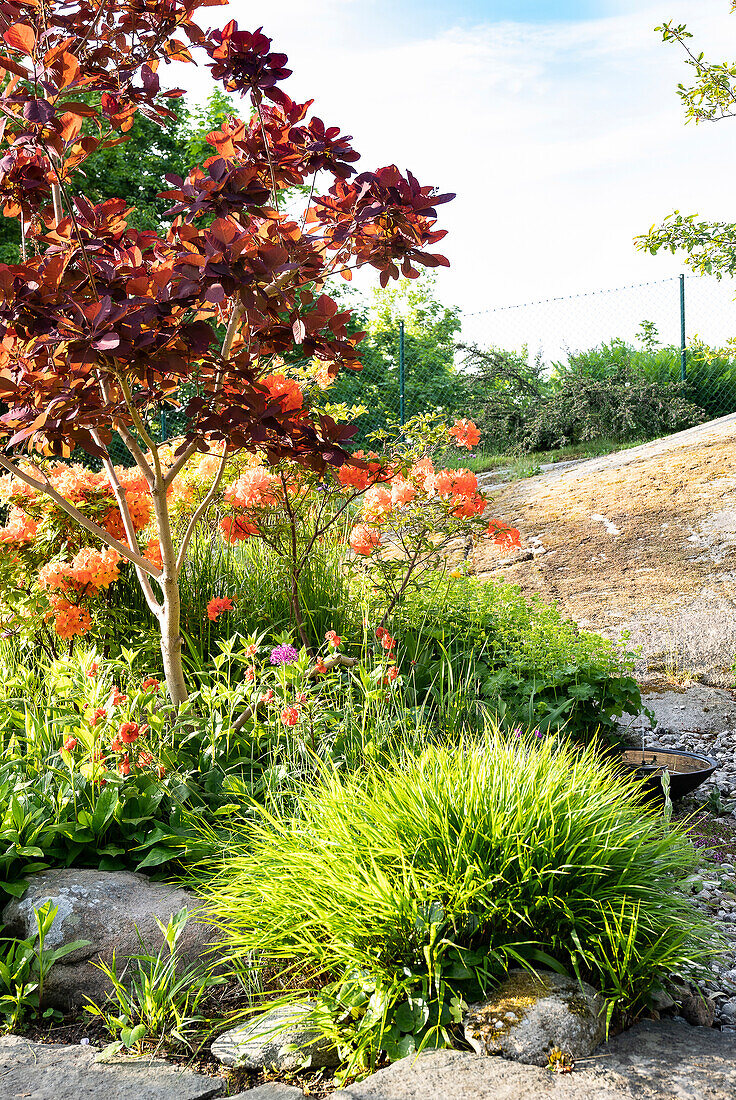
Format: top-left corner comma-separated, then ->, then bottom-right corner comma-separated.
201,732 -> 715,1078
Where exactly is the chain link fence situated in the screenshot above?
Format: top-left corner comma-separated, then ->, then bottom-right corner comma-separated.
82,272 -> 736,467
343,273 -> 736,452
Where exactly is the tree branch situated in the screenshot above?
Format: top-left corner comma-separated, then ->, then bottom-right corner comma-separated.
92,430 -> 162,614
175,446 -> 229,572
0,455 -> 162,578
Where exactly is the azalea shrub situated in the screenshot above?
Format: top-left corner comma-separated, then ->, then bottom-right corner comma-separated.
0,415 -> 518,655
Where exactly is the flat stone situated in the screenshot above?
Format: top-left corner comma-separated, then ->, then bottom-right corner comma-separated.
335,1020 -> 736,1099
0,1035 -> 225,1099
228,1088 -> 305,1099
621,685 -> 736,738
463,970 -> 605,1066
211,1002 -> 338,1071
1,869 -> 215,1010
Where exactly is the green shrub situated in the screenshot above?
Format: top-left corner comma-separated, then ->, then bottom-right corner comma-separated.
393,574 -> 643,743
202,732 -> 715,1076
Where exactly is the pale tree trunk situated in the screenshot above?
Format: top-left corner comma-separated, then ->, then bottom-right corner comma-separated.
158,573 -> 188,707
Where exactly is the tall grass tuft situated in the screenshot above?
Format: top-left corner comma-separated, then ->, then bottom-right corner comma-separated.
200,730 -> 717,1073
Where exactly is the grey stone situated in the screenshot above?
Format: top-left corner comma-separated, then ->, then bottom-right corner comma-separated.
211,1002 -> 339,1071
463,969 -> 605,1066
0,1035 -> 225,1099
670,980 -> 717,1027
334,1019 -> 736,1099
1,869 -> 215,1010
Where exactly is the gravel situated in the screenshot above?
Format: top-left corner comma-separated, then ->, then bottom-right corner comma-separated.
628,717 -> 736,1028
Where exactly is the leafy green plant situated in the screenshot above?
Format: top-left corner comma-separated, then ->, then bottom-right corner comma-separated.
201,731 -> 715,1077
86,907 -> 223,1055
0,902 -> 90,1031
394,573 -> 644,743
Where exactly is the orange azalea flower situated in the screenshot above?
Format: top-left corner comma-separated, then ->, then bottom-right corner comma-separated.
349,524 -> 380,556
449,419 -> 481,449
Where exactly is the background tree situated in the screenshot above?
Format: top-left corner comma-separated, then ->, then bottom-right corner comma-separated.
0,2 -> 453,703
328,275 -> 461,444
636,10 -> 736,276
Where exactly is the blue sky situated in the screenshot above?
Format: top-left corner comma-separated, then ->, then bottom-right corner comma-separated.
181,0 -> 736,347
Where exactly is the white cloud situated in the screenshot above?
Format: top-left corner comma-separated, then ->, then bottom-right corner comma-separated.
169,0 -> 736,347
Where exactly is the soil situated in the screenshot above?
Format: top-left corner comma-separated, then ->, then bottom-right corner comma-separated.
472,412 -> 736,686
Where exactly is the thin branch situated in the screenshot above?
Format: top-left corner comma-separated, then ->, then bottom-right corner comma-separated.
175,447 -> 229,572
92,430 -> 162,614
0,455 -> 162,577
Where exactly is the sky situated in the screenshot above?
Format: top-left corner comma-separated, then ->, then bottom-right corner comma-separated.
168,0 -> 736,353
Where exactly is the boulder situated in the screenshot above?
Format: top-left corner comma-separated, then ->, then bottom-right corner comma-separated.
334,1019 -> 736,1100
211,1001 -> 339,1071
463,969 -> 605,1067
1,868 -> 214,1010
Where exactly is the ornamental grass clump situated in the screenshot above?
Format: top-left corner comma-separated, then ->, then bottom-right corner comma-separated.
203,731 -> 717,1075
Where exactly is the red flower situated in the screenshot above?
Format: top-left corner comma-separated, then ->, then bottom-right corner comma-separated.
63,736 -> 78,752
109,689 -> 127,707
376,627 -> 396,653
315,658 -> 327,674
387,666 -> 399,682
118,754 -> 131,776
259,689 -> 274,703
297,693 -> 307,704
90,707 -> 106,727
110,735 -> 125,752
140,677 -> 160,693
119,722 -> 140,745
244,643 -> 258,657
325,630 -> 341,648
245,667 -> 255,683
156,763 -> 167,779
86,662 -> 99,678
281,705 -> 299,726
137,749 -> 154,768
207,596 -> 235,621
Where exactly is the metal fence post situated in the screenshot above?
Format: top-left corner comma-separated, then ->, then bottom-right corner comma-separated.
161,406 -> 168,442
679,274 -> 687,382
399,320 -> 405,425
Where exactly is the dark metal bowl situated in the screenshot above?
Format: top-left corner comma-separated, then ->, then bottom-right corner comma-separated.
619,748 -> 718,801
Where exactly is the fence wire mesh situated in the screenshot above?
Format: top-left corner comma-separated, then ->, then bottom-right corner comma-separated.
71,272 -> 736,469
345,273 -> 736,451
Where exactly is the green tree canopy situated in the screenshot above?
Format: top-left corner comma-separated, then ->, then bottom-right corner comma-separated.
636,12 -> 736,276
